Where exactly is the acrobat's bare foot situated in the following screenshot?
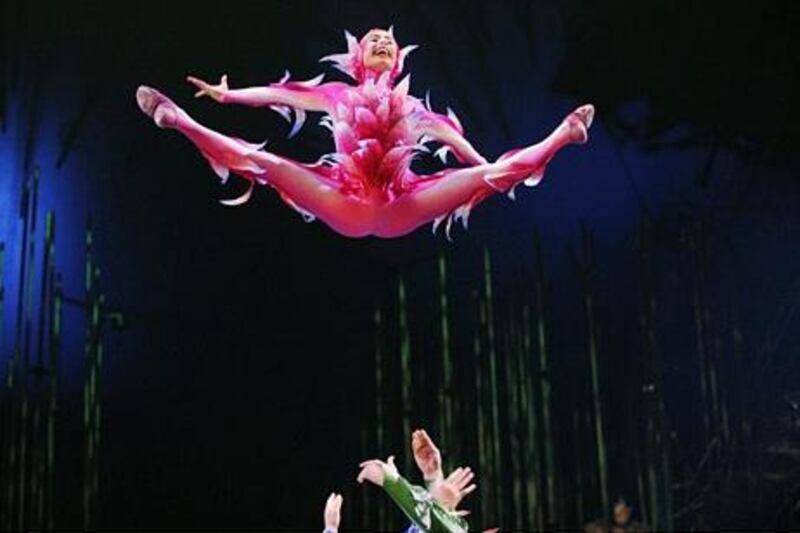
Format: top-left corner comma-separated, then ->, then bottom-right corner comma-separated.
136,86 -> 179,128
565,104 -> 594,144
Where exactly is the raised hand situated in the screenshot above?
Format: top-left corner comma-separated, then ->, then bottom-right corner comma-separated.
411,429 -> 443,482
323,492 -> 343,532
186,74 -> 229,102
430,466 -> 476,511
356,455 -> 398,487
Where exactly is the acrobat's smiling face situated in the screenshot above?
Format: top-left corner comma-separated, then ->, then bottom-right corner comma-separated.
361,29 -> 398,73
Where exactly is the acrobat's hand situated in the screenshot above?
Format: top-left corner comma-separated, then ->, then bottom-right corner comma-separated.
187,74 -> 229,103
356,455 -> 398,487
412,429 -> 443,483
323,492 -> 343,532
431,466 -> 476,511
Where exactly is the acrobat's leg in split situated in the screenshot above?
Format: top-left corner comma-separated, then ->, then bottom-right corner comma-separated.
136,86 -> 374,237
373,105 -> 594,238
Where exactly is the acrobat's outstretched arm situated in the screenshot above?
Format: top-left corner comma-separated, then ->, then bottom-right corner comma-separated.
187,74 -> 346,136
417,109 -> 488,167
187,74 -> 343,110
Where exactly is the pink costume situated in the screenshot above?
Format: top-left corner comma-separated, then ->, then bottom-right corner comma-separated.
136,28 -> 593,238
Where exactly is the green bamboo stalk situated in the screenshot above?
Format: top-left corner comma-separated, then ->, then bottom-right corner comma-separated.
717,342 -> 731,447
480,296 -> 496,525
30,406 -> 41,529
360,425 -> 369,529
83,224 -> 96,532
645,418 -> 660,531
437,253 -> 454,468
731,313 -> 750,492
18,388 -> 28,530
629,402 -> 649,528
373,305 -> 386,531
27,212 -> 55,531
472,289 -> 489,525
3,356 -> 16,533
42,217 -> 57,533
21,168 -> 40,369
533,238 -> 556,524
584,410 -> 597,514
573,409 -> 584,526
521,304 -> 542,531
729,306 -> 742,447
635,446 -> 648,527
713,334 -> 727,445
635,416 -> 654,528
0,241 -> 6,529
18,244 -> 37,531
0,241 -> 4,350
516,308 -> 530,529
688,228 -> 711,445
3,358 -> 17,533
504,310 -> 522,530
7,167 -> 36,532
6,182 -> 25,532
35,431 -> 45,531
35,214 -> 54,371
46,273 -> 61,532
658,403 -> 674,531
706,317 -> 720,445
518,297 -> 534,527
482,248 -> 503,526
10,166 -> 39,530
18,168 -> 41,531
639,215 -> 666,530
19,221 -> 39,531
580,226 -> 609,521
698,223 -> 723,451
93,320 -> 103,526
397,277 -> 413,476
637,219 -> 654,530
515,312 -> 529,530
83,379 -> 92,530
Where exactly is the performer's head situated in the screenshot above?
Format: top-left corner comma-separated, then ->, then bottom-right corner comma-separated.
361,28 -> 398,74
322,27 -> 414,84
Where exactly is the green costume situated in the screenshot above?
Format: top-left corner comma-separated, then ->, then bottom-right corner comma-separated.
381,468 -> 469,533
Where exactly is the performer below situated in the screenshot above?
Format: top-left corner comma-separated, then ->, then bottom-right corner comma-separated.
136,27 -> 593,239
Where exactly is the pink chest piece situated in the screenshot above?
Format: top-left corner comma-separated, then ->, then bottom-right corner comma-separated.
328,74 -> 422,198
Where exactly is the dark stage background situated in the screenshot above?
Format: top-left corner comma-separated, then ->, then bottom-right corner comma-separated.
1,0 -> 799,530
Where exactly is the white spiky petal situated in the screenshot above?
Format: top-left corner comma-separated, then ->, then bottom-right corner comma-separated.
287,109 -> 306,138
434,145 -> 451,164
220,180 -> 254,206
393,74 -> 410,98
446,107 -> 462,132
296,73 -> 325,87
270,105 -> 292,123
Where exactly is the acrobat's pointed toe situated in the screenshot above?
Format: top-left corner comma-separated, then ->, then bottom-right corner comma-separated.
136,86 -> 178,128
566,104 -> 594,144
574,104 -> 594,129
136,86 -> 159,116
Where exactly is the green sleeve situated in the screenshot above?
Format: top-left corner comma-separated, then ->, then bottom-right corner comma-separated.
382,471 -> 469,533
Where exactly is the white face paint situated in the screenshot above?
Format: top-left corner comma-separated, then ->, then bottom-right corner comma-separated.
362,29 -> 398,73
